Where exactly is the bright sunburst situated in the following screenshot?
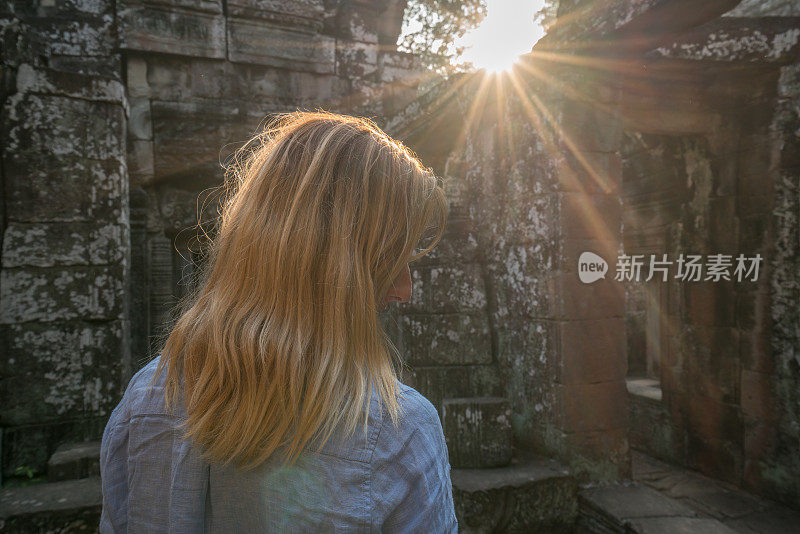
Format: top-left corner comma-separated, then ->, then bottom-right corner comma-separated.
457,0 -> 546,72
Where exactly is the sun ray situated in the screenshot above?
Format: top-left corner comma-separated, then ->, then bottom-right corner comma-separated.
504,70 -> 621,249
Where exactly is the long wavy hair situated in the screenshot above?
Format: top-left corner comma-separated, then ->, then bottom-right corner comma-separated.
156,111 -> 447,468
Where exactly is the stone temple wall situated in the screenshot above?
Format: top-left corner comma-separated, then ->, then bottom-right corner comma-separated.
389,0 -> 800,508
0,0 -> 420,478
391,65 -> 631,481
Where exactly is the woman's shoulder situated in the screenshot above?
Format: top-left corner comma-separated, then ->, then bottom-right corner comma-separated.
111,356 -> 174,423
371,380 -> 446,462
394,381 -> 441,430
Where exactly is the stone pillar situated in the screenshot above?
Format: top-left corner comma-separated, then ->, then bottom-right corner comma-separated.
548,64 -> 630,480
0,2 -> 129,476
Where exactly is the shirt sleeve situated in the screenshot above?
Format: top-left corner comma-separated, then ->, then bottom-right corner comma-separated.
100,399 -> 130,533
370,389 -> 458,533
99,361 -> 209,534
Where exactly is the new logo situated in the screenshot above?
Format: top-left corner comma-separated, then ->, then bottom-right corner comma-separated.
578,252 -> 608,284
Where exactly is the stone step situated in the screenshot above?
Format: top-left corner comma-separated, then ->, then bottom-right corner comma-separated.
452,453 -> 577,533
47,441 -> 101,482
442,397 -> 513,468
0,477 -> 102,533
577,483 -> 738,533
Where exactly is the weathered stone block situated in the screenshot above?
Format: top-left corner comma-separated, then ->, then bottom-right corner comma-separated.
405,263 -> 487,313
400,313 -> 491,366
490,255 -> 553,320
0,266 -> 124,323
708,196 -> 739,253
579,484 -> 695,526
156,185 -> 223,234
128,139 -> 155,186
684,394 -> 743,447
194,61 -> 282,101
650,16 -> 800,63
33,17 -> 116,58
401,365 -> 502,416
378,51 -> 422,83
14,64 -> 125,104
1,417 -> 109,478
151,100 -> 265,179
740,327 -> 773,373
629,388 -> 682,464
0,321 -> 125,424
501,193 -> 560,248
47,441 -> 101,482
227,0 -> 324,23
2,222 -> 125,268
0,477 -> 101,532
3,155 -> 126,223
493,318 -> 557,442
119,1 -> 226,58
128,97 -> 152,140
126,56 -> 150,97
453,456 -> 577,533
136,0 -> 222,13
290,71 -> 340,103
336,40 -> 378,78
227,17 -> 334,74
131,55 -> 192,101
3,94 -> 125,161
442,397 -> 512,468
415,228 -> 480,266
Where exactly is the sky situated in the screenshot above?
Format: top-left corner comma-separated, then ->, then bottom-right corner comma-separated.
455,0 -> 547,71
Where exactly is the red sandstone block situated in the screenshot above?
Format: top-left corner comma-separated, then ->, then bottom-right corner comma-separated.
683,394 -> 742,445
739,328 -> 774,373
555,151 -> 623,195
686,432 -> 743,486
684,282 -> 736,327
735,287 -> 769,331
556,381 -> 629,433
558,99 -> 622,153
559,237 -> 619,275
556,318 -> 627,385
559,192 -> 622,241
744,420 -> 777,462
741,370 -> 776,423
547,272 -> 625,320
708,196 -> 739,254
679,326 -> 740,403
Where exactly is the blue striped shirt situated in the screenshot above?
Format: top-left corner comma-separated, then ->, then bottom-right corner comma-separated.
99,358 -> 457,533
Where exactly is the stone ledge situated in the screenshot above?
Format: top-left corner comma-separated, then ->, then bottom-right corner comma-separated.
648,17 -> 800,63
577,482 -> 738,533
0,477 -> 102,531
453,455 -> 577,533
47,441 -> 101,482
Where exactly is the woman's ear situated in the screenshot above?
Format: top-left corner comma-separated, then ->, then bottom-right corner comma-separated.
385,264 -> 412,305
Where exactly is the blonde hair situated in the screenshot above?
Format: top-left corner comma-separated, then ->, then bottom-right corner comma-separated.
157,111 -> 447,468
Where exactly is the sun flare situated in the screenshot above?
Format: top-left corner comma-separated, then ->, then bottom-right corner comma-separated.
457,0 -> 546,72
